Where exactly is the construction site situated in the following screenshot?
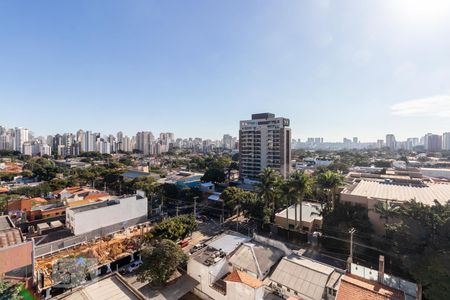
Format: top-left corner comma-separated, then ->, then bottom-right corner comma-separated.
35,225 -> 151,291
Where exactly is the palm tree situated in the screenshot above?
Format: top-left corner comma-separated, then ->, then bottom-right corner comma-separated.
288,170 -> 312,231
280,181 -> 294,236
317,170 -> 343,210
257,168 -> 282,216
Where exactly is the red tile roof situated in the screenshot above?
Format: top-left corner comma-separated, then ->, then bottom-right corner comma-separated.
336,274 -> 405,300
0,228 -> 24,248
225,271 -> 263,289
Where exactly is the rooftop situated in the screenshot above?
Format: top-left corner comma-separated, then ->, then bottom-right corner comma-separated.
270,255 -> 339,300
55,273 -> 145,300
228,241 -> 284,279
225,270 -> 264,289
336,274 -> 405,300
343,180 -> 450,205
275,202 -> 323,223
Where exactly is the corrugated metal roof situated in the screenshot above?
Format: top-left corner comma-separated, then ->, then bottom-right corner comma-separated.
346,180 -> 450,205
270,255 -> 335,300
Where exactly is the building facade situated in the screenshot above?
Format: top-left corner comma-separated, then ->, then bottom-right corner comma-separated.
239,113 -> 291,180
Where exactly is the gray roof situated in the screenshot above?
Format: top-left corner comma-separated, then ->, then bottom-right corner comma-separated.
270,255 -> 335,300
275,202 -> 323,223
207,231 -> 251,254
228,242 -> 284,279
0,215 -> 14,231
58,274 -> 143,300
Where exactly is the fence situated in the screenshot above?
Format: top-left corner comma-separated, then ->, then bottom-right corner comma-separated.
34,216 -> 148,257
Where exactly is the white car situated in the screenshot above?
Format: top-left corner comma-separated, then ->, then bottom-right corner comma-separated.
125,260 -> 143,274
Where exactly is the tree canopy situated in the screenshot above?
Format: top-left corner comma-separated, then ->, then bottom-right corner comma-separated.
137,239 -> 188,287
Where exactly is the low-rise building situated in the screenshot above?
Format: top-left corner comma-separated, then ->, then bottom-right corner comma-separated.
341,179 -> 450,233
66,192 -> 148,235
274,202 -> 323,232
269,255 -> 343,300
0,216 -> 34,287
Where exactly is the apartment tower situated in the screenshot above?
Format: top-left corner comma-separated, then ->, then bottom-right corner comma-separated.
239,113 -> 291,180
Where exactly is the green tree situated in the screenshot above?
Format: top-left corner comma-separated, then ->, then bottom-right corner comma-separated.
201,168 -> 226,184
137,239 -> 188,287
0,280 -> 25,300
257,168 -> 282,216
316,171 -> 343,209
152,214 -> 197,241
287,171 -> 312,231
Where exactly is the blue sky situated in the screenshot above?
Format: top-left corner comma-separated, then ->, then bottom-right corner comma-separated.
1,0 -> 450,141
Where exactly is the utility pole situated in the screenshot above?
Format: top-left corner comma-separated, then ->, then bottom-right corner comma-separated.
349,227 -> 356,263
193,196 -> 198,217
176,203 -> 179,217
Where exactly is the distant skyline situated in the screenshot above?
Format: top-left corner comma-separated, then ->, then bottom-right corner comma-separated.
1,1 -> 450,141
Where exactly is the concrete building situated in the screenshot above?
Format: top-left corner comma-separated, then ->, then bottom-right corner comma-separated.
66,192 -> 147,235
135,131 -> 154,155
443,132 -> 450,150
188,232 -> 253,300
239,113 -> 291,180
385,134 -> 396,151
425,134 -> 442,152
274,202 -> 323,232
0,216 -> 34,287
14,127 -> 29,153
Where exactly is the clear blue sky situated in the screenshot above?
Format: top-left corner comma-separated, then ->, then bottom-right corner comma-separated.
1,0 -> 450,141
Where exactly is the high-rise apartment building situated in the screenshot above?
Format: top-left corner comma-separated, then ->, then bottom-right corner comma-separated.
222,134 -> 233,150
385,134 -> 396,150
443,132 -> 450,150
14,127 -> 29,152
426,134 -> 442,152
239,113 -> 291,180
135,131 -> 154,155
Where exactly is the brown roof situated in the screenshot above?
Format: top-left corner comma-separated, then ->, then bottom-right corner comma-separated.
336,275 -> 405,300
225,270 -> 263,289
84,193 -> 109,201
0,228 -> 24,248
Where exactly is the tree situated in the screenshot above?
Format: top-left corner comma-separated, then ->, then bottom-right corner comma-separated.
201,168 -> 226,184
257,168 -> 282,216
152,214 -> 197,241
137,239 -> 188,287
377,200 -> 450,300
287,171 -> 312,231
0,280 -> 25,300
221,186 -> 254,221
317,171 -> 343,209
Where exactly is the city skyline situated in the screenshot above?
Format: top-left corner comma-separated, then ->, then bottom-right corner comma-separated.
1,1 -> 450,140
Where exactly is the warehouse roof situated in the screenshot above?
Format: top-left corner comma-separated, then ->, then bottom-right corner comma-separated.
270,255 -> 337,300
343,180 -> 450,205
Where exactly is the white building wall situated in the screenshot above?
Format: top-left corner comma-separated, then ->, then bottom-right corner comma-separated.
188,258 -> 228,300
227,282 -> 264,300
66,195 -> 147,235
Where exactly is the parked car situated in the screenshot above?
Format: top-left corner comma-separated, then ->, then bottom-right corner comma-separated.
178,239 -> 189,248
120,260 -> 143,274
189,243 -> 206,254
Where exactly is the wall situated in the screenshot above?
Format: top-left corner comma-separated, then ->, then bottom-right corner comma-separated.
67,196 -> 147,235
227,281 -> 264,300
340,193 -> 385,234
0,241 -> 33,276
188,258 -> 228,300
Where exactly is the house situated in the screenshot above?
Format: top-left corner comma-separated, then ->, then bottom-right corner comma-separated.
269,254 -> 343,300
188,231 -> 252,300
0,216 -> 34,287
336,274 -> 405,300
274,202 -> 323,232
228,241 -> 284,280
224,270 -> 265,300
65,192 -> 148,235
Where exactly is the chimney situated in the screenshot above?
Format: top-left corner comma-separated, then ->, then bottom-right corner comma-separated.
378,255 -> 385,284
